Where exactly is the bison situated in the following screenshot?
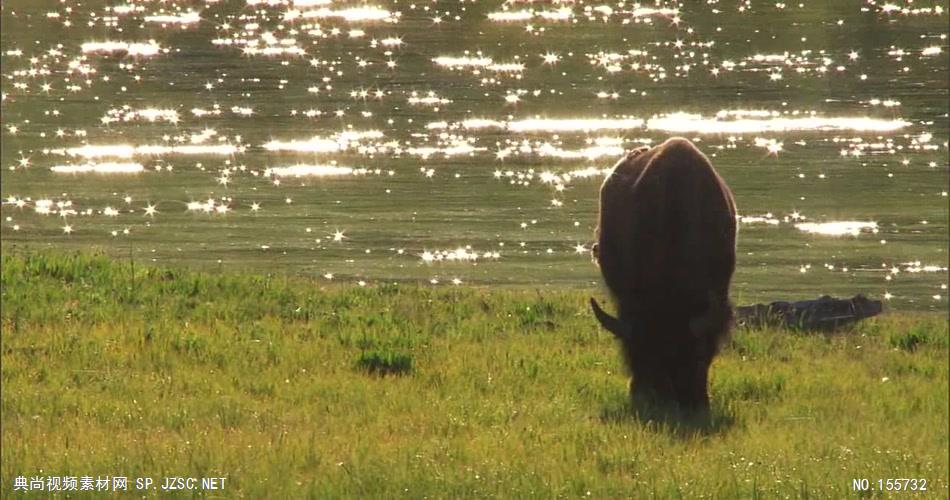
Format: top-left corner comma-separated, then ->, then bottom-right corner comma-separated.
591,137 -> 737,416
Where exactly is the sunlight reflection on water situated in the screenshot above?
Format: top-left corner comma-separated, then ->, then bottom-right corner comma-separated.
795,221 -> 879,237
0,0 -> 946,309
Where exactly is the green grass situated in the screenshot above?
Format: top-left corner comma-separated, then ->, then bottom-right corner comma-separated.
2,250 -> 947,497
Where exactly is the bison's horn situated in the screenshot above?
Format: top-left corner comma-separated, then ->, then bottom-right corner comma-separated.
590,297 -> 630,338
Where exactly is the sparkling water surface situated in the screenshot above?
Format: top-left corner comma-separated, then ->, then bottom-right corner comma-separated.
1,0 -> 947,310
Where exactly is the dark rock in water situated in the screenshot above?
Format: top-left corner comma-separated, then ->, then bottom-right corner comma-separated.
735,294 -> 883,331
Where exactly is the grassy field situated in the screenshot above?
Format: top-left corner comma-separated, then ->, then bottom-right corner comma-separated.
1,251 -> 947,497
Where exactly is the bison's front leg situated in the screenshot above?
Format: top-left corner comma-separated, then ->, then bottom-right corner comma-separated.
624,336 -> 683,412
632,350 -> 712,416
628,363 -> 677,411
622,308 -> 721,416
672,356 -> 712,415
677,293 -> 733,414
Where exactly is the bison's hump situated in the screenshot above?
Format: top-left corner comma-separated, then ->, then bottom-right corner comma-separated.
594,137 -> 736,310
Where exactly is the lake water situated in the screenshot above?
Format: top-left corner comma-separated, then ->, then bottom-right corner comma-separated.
1,0 -> 947,311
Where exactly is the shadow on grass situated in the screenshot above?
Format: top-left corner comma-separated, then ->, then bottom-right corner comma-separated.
355,349 -> 414,376
599,394 -> 737,439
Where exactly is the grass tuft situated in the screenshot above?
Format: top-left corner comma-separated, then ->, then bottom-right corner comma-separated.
888,324 -> 949,351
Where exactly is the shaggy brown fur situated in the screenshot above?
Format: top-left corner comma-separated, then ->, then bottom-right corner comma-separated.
591,138 -> 737,415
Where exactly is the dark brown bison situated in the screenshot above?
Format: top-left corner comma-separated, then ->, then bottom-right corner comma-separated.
591,137 -> 737,415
